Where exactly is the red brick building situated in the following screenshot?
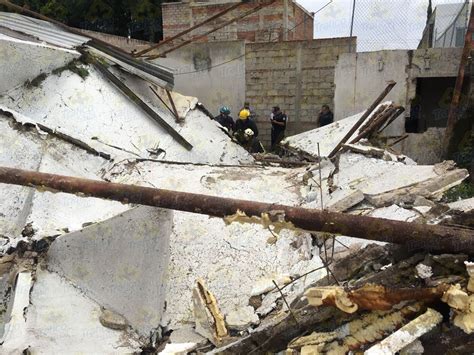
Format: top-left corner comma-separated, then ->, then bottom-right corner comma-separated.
162,0 -> 314,43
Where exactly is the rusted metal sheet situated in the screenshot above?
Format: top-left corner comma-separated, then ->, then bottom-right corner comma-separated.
0,166 -> 473,254
328,81 -> 396,159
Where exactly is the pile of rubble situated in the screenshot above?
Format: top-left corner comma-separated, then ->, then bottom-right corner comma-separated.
0,11 -> 473,355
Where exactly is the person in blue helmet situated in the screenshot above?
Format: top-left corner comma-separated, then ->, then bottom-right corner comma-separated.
214,106 -> 235,132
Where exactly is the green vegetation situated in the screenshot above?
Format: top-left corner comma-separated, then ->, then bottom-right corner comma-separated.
442,182 -> 474,203
2,0 -> 166,42
52,59 -> 90,80
24,72 -> 48,88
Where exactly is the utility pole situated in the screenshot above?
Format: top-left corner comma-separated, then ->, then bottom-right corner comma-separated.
349,0 -> 356,52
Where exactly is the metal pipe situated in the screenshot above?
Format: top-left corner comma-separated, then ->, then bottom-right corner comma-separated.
328,81 -> 396,158
0,166 -> 473,254
133,1 -> 245,58
349,0 -> 356,52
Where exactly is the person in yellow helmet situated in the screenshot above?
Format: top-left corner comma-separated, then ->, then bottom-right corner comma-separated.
235,109 -> 258,137
234,109 -> 263,153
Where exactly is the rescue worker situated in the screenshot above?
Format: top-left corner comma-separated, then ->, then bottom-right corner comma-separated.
214,106 -> 235,132
243,101 -> 256,120
234,109 -> 263,153
270,106 -> 287,151
318,104 -> 334,127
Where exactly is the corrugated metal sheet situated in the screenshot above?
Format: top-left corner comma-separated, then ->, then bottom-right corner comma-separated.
0,12 -> 174,87
0,12 -> 89,48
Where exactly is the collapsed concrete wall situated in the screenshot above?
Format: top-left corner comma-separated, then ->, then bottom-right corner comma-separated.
48,206 -> 172,337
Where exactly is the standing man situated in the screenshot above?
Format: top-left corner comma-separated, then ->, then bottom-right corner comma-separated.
270,106 -> 287,151
214,106 -> 235,133
243,101 -> 257,120
318,104 -> 334,127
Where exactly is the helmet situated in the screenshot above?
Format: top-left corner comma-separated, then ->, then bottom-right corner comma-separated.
220,106 -> 231,115
239,109 -> 251,120
244,128 -> 254,136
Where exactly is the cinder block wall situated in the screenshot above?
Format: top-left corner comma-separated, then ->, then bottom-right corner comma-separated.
245,37 -> 355,147
162,0 -> 314,43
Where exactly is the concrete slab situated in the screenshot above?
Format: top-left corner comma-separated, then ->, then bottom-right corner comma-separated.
0,35 -> 78,94
1,269 -> 141,354
48,206 -> 173,336
282,103 -> 391,157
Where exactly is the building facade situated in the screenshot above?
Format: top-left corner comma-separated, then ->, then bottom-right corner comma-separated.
419,1 -> 471,49
162,0 -> 314,43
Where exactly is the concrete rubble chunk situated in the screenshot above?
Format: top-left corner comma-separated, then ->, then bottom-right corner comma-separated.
251,275 -> 292,297
159,342 -> 198,355
169,325 -> 208,346
225,306 -> 260,331
99,309 -> 128,331
282,102 -> 393,157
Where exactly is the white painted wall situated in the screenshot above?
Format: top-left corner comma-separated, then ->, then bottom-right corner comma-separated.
154,40 -> 246,117
335,50 -> 409,136
334,48 -> 463,137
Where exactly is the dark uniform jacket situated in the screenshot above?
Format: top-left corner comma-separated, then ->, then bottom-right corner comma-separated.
319,111 -> 334,127
214,114 -> 235,131
235,118 -> 259,137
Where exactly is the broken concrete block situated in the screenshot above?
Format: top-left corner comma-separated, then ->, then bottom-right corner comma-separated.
48,206 -> 172,337
326,188 -> 364,212
448,197 -> 474,212
169,326 -> 207,347
416,263 -> 433,279
159,342 -> 198,355
99,309 -> 128,331
250,275 -> 291,297
225,306 -> 260,331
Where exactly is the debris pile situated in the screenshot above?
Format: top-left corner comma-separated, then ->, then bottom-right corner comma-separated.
0,10 -> 473,355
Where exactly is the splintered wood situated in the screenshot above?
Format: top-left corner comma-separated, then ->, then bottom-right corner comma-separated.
193,279 -> 228,346
305,284 -> 449,313
287,304 -> 423,354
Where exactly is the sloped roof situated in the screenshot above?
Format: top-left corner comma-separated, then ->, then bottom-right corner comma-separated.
0,12 -> 89,48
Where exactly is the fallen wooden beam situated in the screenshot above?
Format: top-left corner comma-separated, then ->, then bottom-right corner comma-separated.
0,166 -> 473,254
327,81 -> 396,159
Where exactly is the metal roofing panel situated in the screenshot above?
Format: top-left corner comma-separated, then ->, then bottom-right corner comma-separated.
0,12 -> 89,48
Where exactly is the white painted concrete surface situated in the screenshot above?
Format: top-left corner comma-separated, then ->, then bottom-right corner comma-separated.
48,206 -> 173,337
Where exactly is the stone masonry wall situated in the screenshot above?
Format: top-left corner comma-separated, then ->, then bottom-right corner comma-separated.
162,0 -> 314,44
245,37 -> 355,147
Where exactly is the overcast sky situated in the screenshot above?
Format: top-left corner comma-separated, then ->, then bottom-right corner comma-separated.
296,0 -> 469,51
